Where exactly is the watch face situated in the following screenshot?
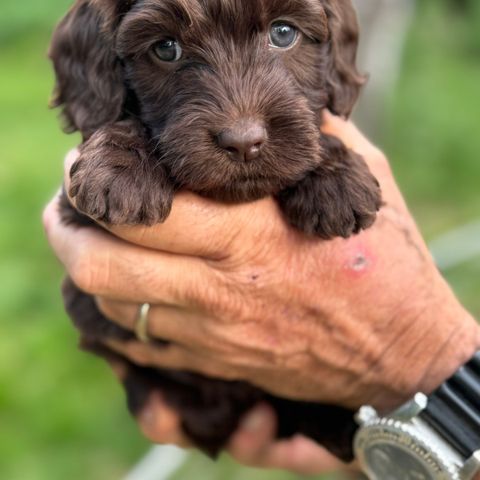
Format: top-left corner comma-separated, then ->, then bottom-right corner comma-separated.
365,444 -> 435,480
354,422 -> 457,480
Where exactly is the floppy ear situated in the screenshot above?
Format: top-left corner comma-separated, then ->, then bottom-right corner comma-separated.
323,0 -> 365,118
49,0 -> 132,138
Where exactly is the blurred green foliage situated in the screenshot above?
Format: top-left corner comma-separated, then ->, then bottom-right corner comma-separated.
0,2 -> 149,480
0,0 -> 478,479
385,0 -> 480,314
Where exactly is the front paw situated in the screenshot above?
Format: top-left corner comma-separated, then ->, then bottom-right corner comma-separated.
69,134 -> 173,226
278,155 -> 382,239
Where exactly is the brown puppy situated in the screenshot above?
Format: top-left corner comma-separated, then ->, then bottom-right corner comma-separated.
50,0 -> 381,461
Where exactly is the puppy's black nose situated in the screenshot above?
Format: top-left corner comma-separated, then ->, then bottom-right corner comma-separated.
217,121 -> 267,162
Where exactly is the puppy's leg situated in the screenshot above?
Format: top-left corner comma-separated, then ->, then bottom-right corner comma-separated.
69,119 -> 174,226
277,134 -> 382,239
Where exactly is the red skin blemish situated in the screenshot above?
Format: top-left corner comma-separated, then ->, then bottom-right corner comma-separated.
342,240 -> 376,278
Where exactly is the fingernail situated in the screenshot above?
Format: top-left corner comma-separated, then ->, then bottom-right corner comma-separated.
240,406 -> 269,433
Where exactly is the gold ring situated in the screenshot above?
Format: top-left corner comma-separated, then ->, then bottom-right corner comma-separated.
135,303 -> 151,343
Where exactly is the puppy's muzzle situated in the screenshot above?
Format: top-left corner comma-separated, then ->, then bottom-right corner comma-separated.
216,119 -> 267,162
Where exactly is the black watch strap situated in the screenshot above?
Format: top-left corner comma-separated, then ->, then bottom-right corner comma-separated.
419,352 -> 480,460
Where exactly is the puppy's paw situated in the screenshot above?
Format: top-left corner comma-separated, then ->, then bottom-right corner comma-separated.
69,125 -> 174,226
278,152 -> 382,239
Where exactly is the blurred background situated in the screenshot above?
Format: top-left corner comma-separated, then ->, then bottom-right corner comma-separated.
0,0 -> 479,479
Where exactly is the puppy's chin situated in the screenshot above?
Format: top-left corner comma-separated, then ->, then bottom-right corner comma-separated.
197,175 -> 291,203
174,166 -> 296,203
166,151 -> 319,203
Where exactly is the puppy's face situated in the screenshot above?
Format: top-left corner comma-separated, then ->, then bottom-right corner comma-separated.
51,0 -> 364,201
118,0 -> 329,201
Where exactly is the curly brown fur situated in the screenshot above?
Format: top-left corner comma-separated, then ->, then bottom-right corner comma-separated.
50,0 -> 381,462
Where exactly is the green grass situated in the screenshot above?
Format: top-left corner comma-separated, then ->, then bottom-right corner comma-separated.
0,0 -> 478,479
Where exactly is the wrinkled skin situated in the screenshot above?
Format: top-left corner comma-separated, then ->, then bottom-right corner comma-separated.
44,115 -> 480,474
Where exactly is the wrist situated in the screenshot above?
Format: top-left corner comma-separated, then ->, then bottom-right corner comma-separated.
360,278 -> 480,412
354,351 -> 480,480
414,309 -> 480,398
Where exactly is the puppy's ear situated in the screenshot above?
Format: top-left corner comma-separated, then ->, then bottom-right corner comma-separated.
324,0 -> 365,118
49,0 -> 133,138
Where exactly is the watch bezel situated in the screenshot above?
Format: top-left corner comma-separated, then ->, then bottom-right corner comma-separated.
354,417 -> 461,480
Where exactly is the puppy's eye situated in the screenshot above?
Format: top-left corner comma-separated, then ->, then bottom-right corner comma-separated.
152,38 -> 183,62
269,22 -> 298,49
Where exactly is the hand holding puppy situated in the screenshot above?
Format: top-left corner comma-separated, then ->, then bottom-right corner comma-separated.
44,114 -> 480,472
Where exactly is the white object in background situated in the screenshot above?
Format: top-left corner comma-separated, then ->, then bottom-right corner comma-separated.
430,220 -> 480,271
124,446 -> 188,480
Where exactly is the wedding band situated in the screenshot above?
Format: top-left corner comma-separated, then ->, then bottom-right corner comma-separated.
135,303 -> 152,343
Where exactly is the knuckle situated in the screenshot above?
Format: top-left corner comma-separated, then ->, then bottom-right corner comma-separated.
70,255 -> 95,293
70,245 -> 106,295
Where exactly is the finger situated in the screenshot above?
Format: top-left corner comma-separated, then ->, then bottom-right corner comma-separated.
43,195 -> 218,306
95,297 -> 138,331
63,150 -> 276,259
106,192 -> 277,260
104,338 -> 241,382
229,404 -> 346,474
136,393 -> 191,447
228,404 -> 278,466
95,298 -> 205,346
255,435 -> 344,474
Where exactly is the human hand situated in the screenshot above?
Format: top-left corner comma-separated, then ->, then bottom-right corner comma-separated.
43,112 -> 480,410
43,114 -> 479,459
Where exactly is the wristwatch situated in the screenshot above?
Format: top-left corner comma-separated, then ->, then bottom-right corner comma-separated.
354,352 -> 480,480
